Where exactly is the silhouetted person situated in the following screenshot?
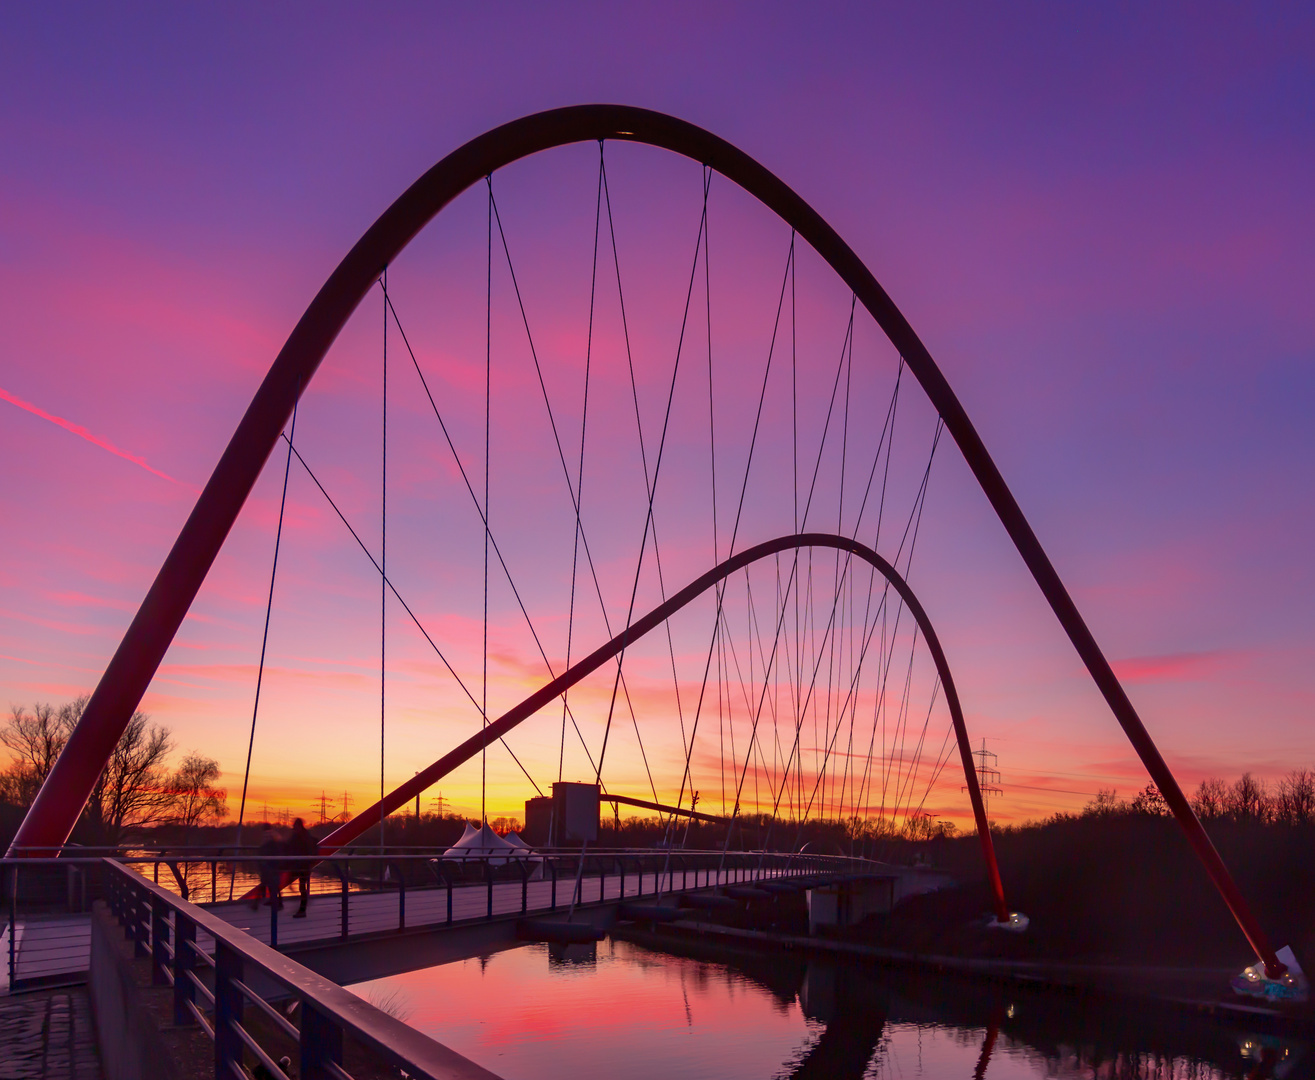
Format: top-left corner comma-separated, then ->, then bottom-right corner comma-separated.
252,824 -> 283,910
288,817 -> 317,918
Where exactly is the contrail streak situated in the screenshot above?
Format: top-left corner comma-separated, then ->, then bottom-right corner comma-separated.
1,385 -> 180,484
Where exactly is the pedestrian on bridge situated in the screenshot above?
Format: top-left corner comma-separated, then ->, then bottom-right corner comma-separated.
250,824 -> 284,911
288,817 -> 317,918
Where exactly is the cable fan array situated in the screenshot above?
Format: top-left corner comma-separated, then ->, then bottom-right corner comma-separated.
233,140 -> 967,853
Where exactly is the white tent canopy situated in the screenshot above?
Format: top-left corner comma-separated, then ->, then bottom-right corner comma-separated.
441,821 -> 520,864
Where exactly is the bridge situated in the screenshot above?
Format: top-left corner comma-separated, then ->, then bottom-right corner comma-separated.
3,104 -> 1301,1073
7,849 -> 943,992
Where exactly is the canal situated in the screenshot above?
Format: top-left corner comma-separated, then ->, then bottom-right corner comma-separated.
348,935 -> 1306,1078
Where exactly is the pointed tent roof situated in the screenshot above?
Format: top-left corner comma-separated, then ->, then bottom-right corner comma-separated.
441,821 -> 518,862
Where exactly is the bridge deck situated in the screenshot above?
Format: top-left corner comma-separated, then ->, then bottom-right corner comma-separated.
6,866 -> 800,990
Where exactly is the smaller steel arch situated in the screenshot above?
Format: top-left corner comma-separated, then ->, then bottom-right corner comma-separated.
312,532 -> 1011,921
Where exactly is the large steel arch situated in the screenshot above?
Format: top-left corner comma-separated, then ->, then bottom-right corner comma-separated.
307,532 -> 1010,921
10,104 -> 1280,973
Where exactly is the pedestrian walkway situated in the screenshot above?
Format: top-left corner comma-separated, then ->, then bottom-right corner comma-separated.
214,866 -> 734,949
0,988 -> 102,1079
7,863 -> 798,986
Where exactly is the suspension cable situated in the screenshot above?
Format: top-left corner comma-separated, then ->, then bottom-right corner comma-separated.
381,265 -> 388,850
280,436 -> 543,796
382,291 -> 598,778
483,181 -> 492,825
229,391 -> 298,899
560,143 -> 604,785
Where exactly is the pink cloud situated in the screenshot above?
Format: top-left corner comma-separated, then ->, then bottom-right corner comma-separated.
1109,650 -> 1229,684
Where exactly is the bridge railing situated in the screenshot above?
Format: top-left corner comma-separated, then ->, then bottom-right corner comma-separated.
3,848 -> 877,991
100,856 -> 500,1080
110,847 -> 854,947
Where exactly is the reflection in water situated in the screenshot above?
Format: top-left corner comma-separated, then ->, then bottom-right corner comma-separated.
349,938 -> 1305,1080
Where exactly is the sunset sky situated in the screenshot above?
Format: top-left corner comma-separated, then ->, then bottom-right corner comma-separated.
1,5 -> 1311,830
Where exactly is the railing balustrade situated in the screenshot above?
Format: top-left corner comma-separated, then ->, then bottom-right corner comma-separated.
3,846 -> 873,995
101,858 -> 498,1080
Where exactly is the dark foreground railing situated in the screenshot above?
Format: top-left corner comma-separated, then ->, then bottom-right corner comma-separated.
101,857 -> 501,1080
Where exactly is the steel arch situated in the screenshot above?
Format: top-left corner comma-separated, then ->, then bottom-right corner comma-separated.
308,532 -> 1009,921
10,104 -> 1280,973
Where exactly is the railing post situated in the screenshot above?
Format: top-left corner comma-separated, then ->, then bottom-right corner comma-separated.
338,862 -> 349,941
133,886 -> 149,958
269,889 -> 279,949
211,860 -> 217,905
549,860 -> 557,910
519,860 -> 528,914
396,862 -> 406,932
173,913 -> 196,1026
300,1000 -> 344,1080
8,866 -> 16,992
618,857 -> 625,901
213,941 -> 244,1077
485,860 -> 494,920
151,896 -> 170,985
445,869 -> 452,924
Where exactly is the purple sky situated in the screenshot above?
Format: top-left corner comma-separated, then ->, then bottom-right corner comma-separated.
2,4 -> 1312,826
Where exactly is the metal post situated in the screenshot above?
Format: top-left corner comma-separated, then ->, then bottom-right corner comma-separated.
213,942 -> 244,1076
173,913 -> 196,1026
269,889 -> 279,949
8,866 -> 16,991
133,888 -> 149,958
396,863 -> 405,932
151,897 -> 169,985
485,861 -> 493,920
300,1001 -> 344,1080
549,861 -> 557,909
339,863 -> 348,941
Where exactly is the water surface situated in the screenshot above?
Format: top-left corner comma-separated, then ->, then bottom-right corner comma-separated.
351,937 -> 1303,1079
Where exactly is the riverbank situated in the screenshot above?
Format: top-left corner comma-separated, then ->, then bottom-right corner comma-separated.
619,917 -> 1315,1036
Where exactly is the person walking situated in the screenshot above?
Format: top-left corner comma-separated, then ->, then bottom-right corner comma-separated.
254,823 -> 284,910
288,817 -> 317,918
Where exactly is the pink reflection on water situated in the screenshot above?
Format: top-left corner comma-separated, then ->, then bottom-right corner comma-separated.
353,939 -> 816,1080
350,941 -> 1242,1079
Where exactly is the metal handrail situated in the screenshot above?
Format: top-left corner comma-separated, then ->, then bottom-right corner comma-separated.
2,849 -> 884,993
100,858 -> 503,1080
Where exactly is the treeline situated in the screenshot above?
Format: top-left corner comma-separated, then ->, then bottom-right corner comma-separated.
0,695 -> 227,849
592,811 -> 949,853
891,770 -> 1315,966
1032,769 -> 1315,830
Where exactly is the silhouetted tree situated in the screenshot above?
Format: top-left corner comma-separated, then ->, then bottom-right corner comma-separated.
1275,769 -> 1315,825
168,753 -> 227,842
1129,782 -> 1169,816
1226,772 -> 1270,824
1191,777 -> 1229,820
0,697 -> 85,805
83,710 -> 176,844
1083,787 -> 1124,817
